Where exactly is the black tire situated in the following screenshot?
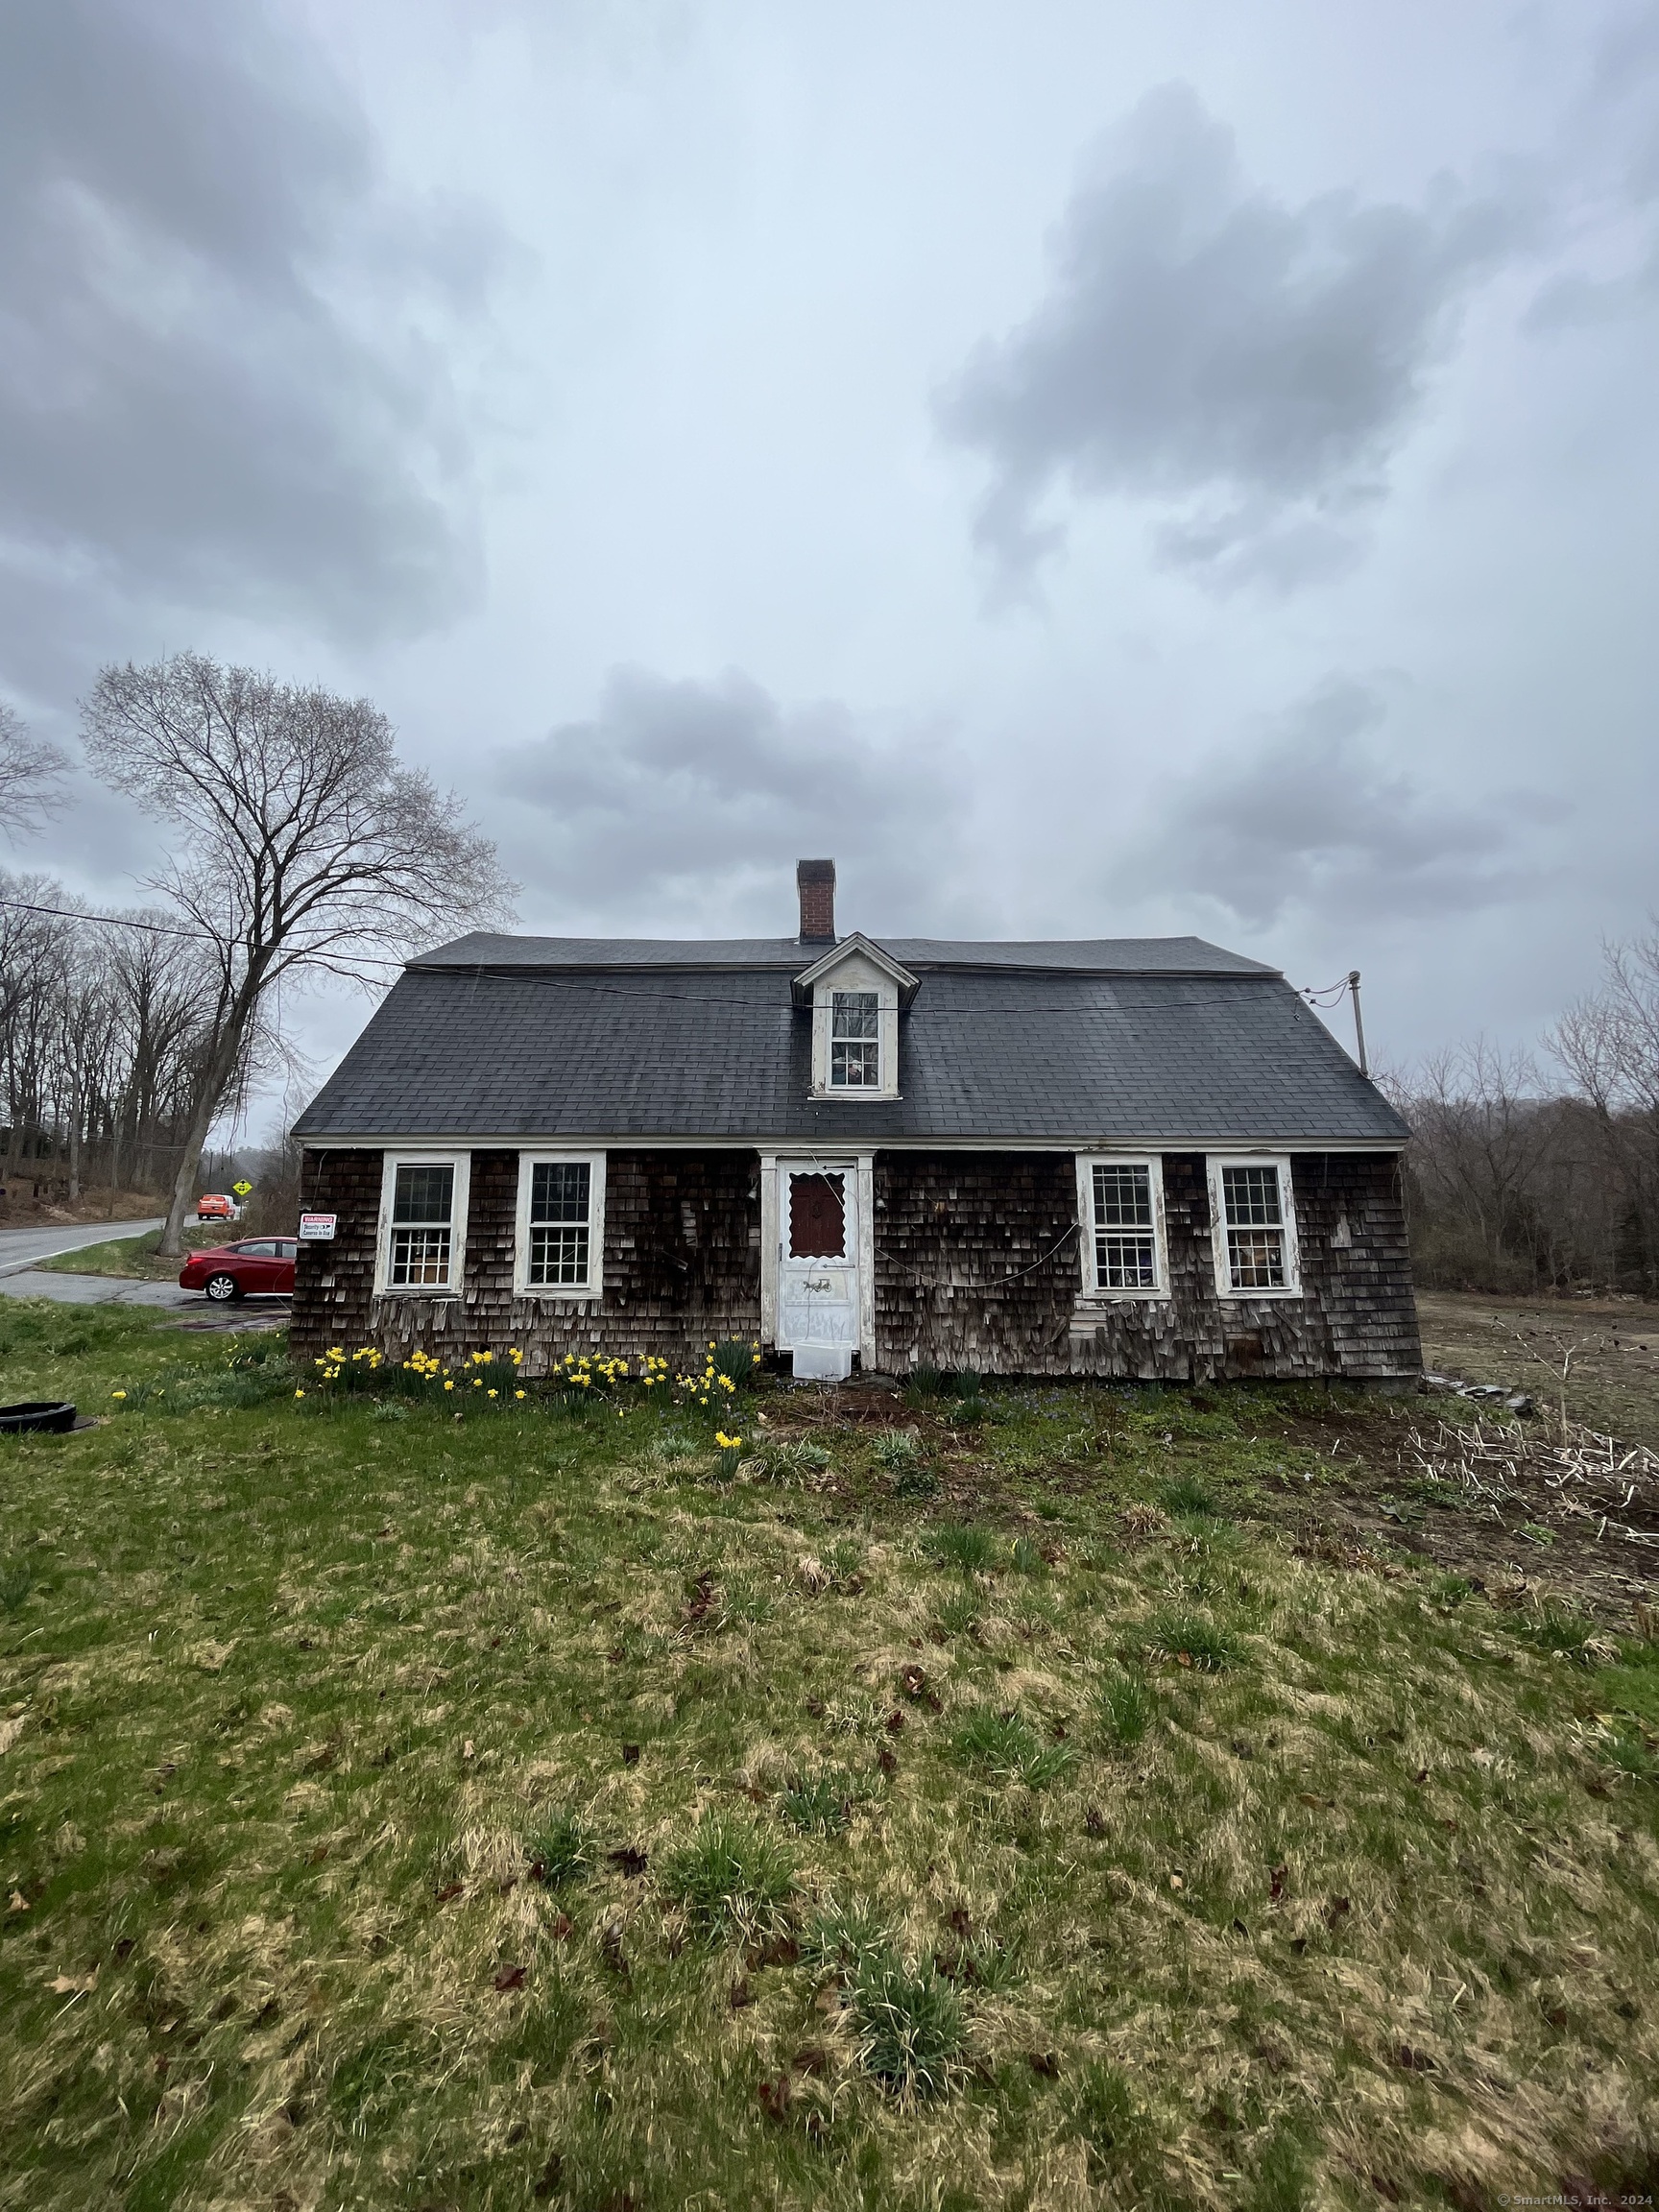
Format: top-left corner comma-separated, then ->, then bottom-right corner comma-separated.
204,1272 -> 242,1303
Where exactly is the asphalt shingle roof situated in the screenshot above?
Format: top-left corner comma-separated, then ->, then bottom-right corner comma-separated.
413,932 -> 1280,976
295,934 -> 1407,1147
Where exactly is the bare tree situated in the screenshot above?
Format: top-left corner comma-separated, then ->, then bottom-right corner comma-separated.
1550,927 -> 1659,1294
83,654 -> 517,1255
0,702 -> 70,842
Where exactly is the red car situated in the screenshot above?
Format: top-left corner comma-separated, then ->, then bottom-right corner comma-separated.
179,1238 -> 298,1303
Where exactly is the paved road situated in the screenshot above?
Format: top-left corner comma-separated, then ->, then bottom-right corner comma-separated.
0,1217 -> 289,1328
0,1215 -> 164,1278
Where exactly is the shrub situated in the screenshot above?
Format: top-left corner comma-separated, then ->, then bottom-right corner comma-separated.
852,1948 -> 966,2100
907,1363 -> 947,1397
952,1705 -> 1075,1789
931,1525 -> 997,1575
659,1814 -> 795,1941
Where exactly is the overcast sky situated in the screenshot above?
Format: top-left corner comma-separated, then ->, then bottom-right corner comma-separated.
3,0 -> 1657,1128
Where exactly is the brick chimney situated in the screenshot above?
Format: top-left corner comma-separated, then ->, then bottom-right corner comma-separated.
796,858 -> 835,942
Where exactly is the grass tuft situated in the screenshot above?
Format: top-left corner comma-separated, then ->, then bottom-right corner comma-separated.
1095,1669 -> 1155,1744
851,1947 -> 966,2100
1157,1471 -> 1225,1517
526,1808 -> 592,1886
658,1813 -> 795,1941
930,1523 -> 998,1574
779,1769 -> 855,1834
951,1704 -> 1076,1788
1145,1608 -> 1240,1671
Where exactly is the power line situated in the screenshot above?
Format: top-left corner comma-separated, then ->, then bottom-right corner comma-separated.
0,897 -> 405,968
1,900 -> 1370,1046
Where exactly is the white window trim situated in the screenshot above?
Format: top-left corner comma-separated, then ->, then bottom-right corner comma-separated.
513,1151 -> 607,1300
810,985 -> 901,1099
1208,1153 -> 1302,1299
374,1151 -> 470,1298
1075,1153 -> 1169,1301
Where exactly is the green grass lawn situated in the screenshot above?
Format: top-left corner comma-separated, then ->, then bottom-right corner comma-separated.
1,1303 -> 1656,2211
35,1227 -> 229,1283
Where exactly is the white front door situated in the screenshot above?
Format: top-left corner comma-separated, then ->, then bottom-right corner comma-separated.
778,1164 -> 859,1360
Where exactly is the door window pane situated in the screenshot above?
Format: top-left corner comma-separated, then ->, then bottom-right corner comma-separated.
789,1171 -> 846,1257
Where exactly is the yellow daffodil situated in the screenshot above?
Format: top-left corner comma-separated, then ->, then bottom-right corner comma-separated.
109,1389 -> 126,1400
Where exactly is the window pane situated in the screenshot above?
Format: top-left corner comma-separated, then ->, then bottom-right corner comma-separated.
1093,1164 -> 1152,1227
531,1160 -> 590,1225
1221,1166 -> 1282,1228
1227,1228 -> 1286,1290
391,1225 -> 451,1286
831,991 -> 878,1038
1096,1232 -> 1158,1289
393,1163 -> 453,1224
830,1039 -> 880,1087
530,1223 -> 590,1286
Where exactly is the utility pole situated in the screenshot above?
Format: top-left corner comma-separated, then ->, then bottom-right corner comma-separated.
1348,971 -> 1368,1076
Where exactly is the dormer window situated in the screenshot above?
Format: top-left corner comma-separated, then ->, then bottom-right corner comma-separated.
793,931 -> 916,1103
830,991 -> 880,1088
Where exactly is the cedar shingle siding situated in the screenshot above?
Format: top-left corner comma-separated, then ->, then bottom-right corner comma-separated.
293,1147 -> 760,1369
294,1144 -> 1418,1382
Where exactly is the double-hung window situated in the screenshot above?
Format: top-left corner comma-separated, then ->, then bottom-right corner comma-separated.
515,1153 -> 604,1298
1210,1156 -> 1300,1296
1076,1154 -> 1166,1297
830,991 -> 879,1089
377,1155 -> 469,1295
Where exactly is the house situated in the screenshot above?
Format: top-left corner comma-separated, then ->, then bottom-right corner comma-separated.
289,860 -> 1419,1384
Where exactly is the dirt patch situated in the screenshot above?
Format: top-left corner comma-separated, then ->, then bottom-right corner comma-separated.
1418,1288 -> 1659,1451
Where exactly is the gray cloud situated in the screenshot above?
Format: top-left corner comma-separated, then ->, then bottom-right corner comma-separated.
1119,679 -> 1544,927
939,84 -> 1520,585
497,666 -> 971,932
0,0 -> 508,686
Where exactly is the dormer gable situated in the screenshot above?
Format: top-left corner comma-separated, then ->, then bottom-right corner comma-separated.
792,933 -> 917,1101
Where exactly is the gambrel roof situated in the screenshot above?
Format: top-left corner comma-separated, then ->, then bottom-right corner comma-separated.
294,932 -> 1407,1148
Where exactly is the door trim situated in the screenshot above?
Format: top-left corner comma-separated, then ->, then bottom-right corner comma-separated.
763,1152 -> 874,1362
